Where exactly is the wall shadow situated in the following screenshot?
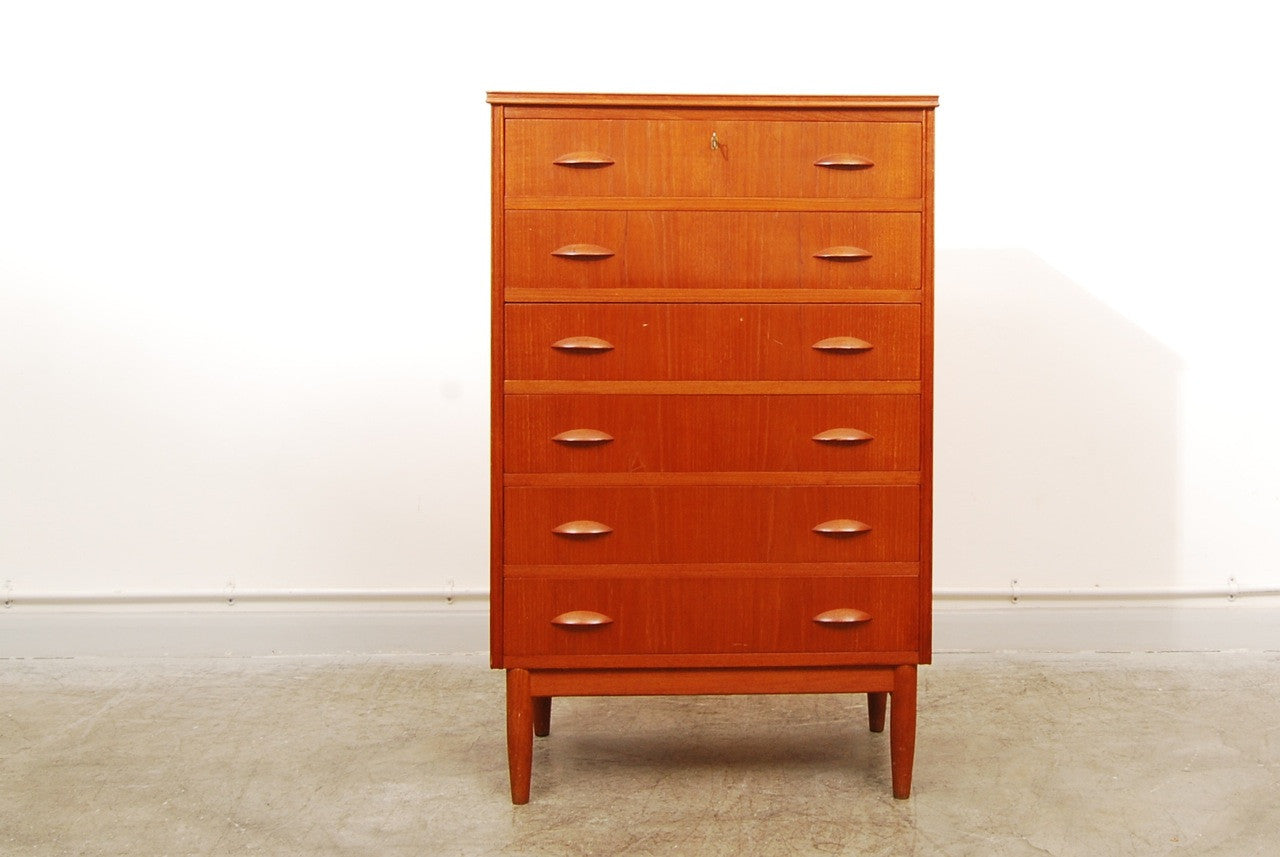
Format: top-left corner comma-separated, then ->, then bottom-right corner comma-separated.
934,249 -> 1181,593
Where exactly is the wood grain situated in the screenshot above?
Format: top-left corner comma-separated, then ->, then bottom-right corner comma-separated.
505,562 -> 920,579
499,473 -> 921,486
868,691 -> 888,733
504,288 -> 921,304
505,669 -> 532,803
504,197 -> 923,213
891,664 -> 918,798
504,472 -> 922,487
490,104 -> 506,668
503,381 -> 922,395
919,108 -> 936,664
488,92 -> 939,109
503,116 -> 922,199
505,576 -> 920,657
504,303 -> 921,381
491,91 -> 936,803
504,485 -> 920,564
508,651 -> 920,670
526,666 -> 900,696
504,394 -> 921,473
532,696 -> 551,737
505,210 -> 921,291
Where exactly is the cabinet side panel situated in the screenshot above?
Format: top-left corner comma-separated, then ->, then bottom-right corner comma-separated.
491,104 -> 506,668
918,108 -> 936,664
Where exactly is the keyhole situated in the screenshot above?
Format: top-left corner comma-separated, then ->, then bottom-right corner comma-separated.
710,131 -> 728,159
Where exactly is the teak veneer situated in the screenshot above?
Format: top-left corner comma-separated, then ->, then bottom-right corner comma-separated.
489,92 -> 937,803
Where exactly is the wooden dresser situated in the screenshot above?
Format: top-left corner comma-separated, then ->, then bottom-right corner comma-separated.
488,92 -> 936,803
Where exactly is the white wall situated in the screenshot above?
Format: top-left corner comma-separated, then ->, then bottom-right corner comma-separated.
2,3 -> 1277,625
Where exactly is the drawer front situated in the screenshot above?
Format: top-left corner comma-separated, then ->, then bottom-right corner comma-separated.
504,575 -> 921,657
506,211 -> 921,292
504,118 -> 923,199
505,485 -> 920,564
504,394 -> 921,473
505,304 -> 921,381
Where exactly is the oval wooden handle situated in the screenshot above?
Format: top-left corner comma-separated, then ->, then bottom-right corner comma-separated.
812,428 -> 874,444
552,243 -> 615,260
551,336 -> 615,353
814,154 -> 875,170
813,246 -> 872,261
811,336 -> 872,353
552,429 -> 614,445
812,519 -> 871,536
552,520 -> 613,536
813,608 -> 872,624
553,151 -> 615,168
551,610 -> 614,626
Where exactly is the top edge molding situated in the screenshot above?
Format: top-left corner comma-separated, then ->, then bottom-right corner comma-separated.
486,92 -> 939,109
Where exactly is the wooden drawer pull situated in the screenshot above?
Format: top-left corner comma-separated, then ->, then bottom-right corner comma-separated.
812,428 -> 874,444
812,336 -> 872,353
552,429 -> 614,445
813,608 -> 873,625
551,610 -> 614,626
551,336 -> 614,353
552,243 -> 615,260
812,519 -> 871,536
552,520 -> 613,536
814,154 -> 875,170
813,245 -> 872,262
553,151 -> 615,168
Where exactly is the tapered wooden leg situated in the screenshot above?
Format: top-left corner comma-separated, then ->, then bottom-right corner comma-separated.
867,691 -> 887,733
506,669 -> 533,804
533,696 -> 552,737
889,664 -> 917,799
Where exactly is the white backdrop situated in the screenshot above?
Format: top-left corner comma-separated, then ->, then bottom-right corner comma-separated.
2,2 -> 1277,607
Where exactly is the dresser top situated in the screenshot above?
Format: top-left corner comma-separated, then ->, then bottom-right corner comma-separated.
486,92 -> 938,109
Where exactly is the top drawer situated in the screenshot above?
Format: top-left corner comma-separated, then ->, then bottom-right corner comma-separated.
504,118 -> 923,200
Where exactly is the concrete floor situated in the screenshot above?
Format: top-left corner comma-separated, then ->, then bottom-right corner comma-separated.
2,652 -> 1277,856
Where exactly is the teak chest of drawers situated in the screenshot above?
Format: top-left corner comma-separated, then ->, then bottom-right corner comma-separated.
488,92 -> 936,803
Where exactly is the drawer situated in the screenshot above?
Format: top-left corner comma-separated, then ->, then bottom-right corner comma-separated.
504,303 -> 921,381
504,394 -> 921,473
505,211 -> 921,292
504,118 -> 923,199
504,575 -> 921,657
504,485 -> 920,564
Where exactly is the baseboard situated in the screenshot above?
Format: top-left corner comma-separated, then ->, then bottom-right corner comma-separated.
2,602 -> 1277,658
934,605 -> 1280,653
0,609 -> 489,659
